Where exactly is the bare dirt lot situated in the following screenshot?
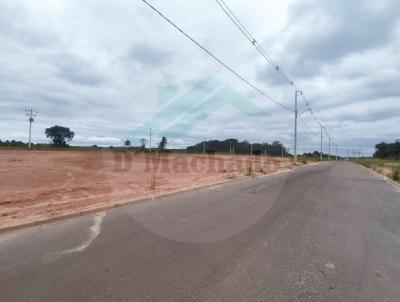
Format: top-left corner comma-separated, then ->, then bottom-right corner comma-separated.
0,150 -> 293,230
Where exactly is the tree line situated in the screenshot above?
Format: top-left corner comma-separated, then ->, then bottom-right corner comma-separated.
186,139 -> 288,156
374,140 -> 400,159
0,125 -> 74,147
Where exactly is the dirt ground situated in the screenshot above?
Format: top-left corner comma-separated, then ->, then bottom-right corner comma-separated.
0,150 -> 293,230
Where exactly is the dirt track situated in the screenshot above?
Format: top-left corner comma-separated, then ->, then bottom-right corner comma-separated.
0,150 -> 292,230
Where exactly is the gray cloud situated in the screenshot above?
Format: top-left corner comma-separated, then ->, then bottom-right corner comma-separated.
0,0 -> 399,155
49,53 -> 106,86
287,0 -> 400,64
127,43 -> 173,68
258,0 -> 400,81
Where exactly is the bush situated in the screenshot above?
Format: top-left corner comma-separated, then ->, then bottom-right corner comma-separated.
392,165 -> 400,181
149,174 -> 157,190
225,173 -> 237,179
245,166 -> 254,176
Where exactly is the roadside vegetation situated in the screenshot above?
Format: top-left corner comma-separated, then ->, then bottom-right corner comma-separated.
354,140 -> 400,183
353,158 -> 400,183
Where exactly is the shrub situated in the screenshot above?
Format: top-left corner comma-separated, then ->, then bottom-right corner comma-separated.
225,173 -> 237,179
149,174 -> 157,190
392,165 -> 400,181
246,166 -> 254,176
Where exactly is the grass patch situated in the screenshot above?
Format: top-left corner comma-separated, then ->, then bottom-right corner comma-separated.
225,173 -> 237,179
353,158 -> 400,182
301,158 -> 308,164
245,166 -> 254,176
149,173 -> 157,190
392,165 -> 400,181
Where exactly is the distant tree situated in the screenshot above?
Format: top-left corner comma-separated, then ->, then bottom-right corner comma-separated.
158,136 -> 167,150
45,125 -> 74,146
0,139 -> 29,147
124,139 -> 131,148
188,139 -> 291,156
374,141 -> 400,159
140,138 -> 147,150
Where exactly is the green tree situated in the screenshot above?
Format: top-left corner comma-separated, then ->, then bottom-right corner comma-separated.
124,139 -> 131,148
158,136 -> 167,150
374,140 -> 400,159
140,138 -> 146,150
45,125 -> 74,146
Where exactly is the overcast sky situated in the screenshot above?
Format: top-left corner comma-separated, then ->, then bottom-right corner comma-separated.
0,0 -> 399,155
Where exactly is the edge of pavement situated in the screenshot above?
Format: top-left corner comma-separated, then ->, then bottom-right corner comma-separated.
358,163 -> 400,190
0,161 -> 326,235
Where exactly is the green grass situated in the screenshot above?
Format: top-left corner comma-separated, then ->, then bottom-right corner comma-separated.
353,158 -> 400,182
353,158 -> 398,167
297,155 -> 322,164
392,165 -> 400,181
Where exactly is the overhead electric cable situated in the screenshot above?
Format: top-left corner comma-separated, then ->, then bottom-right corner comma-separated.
215,0 -> 335,143
142,0 -> 293,112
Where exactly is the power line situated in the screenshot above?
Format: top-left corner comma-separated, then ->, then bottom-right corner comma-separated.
141,0 -> 293,112
214,0 -> 335,144
215,0 -> 298,90
298,115 -> 317,137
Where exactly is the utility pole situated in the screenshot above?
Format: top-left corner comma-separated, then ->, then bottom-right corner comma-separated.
264,148 -> 267,157
328,137 -> 331,161
320,126 -> 323,161
281,146 -> 284,158
294,90 -> 302,164
335,144 -> 338,161
250,143 -> 253,156
202,140 -> 206,154
25,109 -> 37,149
149,128 -> 152,155
229,140 -> 232,155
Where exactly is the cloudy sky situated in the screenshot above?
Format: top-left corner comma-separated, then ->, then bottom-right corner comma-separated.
0,0 -> 399,155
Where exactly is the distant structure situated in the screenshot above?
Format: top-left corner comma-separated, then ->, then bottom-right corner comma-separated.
25,109 -> 38,149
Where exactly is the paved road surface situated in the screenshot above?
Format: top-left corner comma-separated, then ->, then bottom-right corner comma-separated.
1,162 -> 400,301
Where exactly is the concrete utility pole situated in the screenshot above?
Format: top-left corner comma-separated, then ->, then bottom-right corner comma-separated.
281,146 -> 284,158
202,140 -> 206,154
335,144 -> 338,161
320,126 -> 323,161
25,109 -> 37,149
250,143 -> 253,156
294,90 -> 302,164
229,140 -> 232,155
149,128 -> 152,155
328,137 -> 331,161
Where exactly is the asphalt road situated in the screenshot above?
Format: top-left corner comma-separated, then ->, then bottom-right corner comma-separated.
1,162 -> 400,302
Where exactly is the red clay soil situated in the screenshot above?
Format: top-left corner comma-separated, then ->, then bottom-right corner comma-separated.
0,150 -> 292,230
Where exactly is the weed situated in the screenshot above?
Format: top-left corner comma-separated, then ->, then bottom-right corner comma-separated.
259,168 -> 267,174
225,173 -> 237,179
246,166 -> 254,176
149,173 -> 157,190
392,165 -> 400,181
